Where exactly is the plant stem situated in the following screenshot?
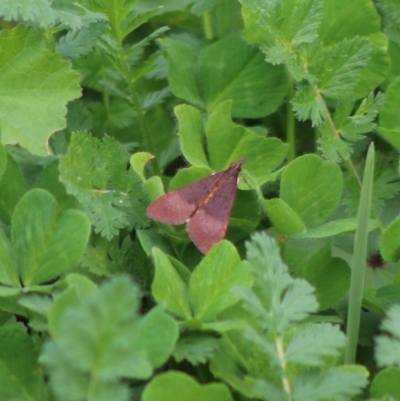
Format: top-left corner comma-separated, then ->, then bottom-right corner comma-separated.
345,142 -> 375,364
202,11 -> 214,39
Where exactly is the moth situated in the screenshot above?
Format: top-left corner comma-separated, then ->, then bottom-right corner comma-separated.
146,158 -> 245,253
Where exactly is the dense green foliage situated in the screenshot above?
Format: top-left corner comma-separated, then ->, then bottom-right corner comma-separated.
0,0 -> 400,400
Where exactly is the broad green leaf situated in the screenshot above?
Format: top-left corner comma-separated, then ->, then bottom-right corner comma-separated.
137,229 -> 176,256
142,371 -> 234,401
0,26 -> 80,155
48,274 -> 98,338
280,155 -> 343,228
378,76 -> 400,149
12,189 -> 91,286
130,152 -> 154,182
370,367 -> 400,399
0,324 -> 47,401
291,218 -> 379,239
380,218 -> 400,262
230,189 -> 261,234
175,105 -> 209,168
136,306 -> 179,368
206,101 -> 288,186
145,175 -> 166,201
383,40 -> 400,88
0,153 -> 27,226
0,228 -> 18,287
0,144 -> 6,181
34,159 -> 77,210
171,101 -> 288,187
376,285 -> 400,307
159,38 -> 202,108
263,198 -> 305,235
198,33 -> 289,118
162,34 -> 288,118
169,166 -> 212,190
151,248 -> 192,320
296,244 -> 350,311
189,241 -> 253,321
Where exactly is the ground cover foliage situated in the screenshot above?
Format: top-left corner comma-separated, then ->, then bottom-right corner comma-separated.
1,0 -> 400,400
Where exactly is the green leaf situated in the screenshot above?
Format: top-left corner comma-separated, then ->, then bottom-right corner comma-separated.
295,243 -> 350,311
210,331 -> 268,398
130,152 -> 155,182
142,371 -> 234,401
137,228 -> 176,256
0,26 -> 81,155
151,248 -> 192,320
48,274 -> 98,338
376,285 -> 400,307
34,159 -> 77,211
378,76 -> 400,149
376,304 -> 400,367
370,367 -> 400,400
241,0 -> 323,64
0,324 -> 47,401
0,151 -> 27,226
292,83 -> 327,126
237,232 -> 319,334
136,306 -> 179,368
263,198 -> 306,235
292,367 -> 368,401
41,276 -> 179,401
380,218 -> 400,262
280,155 -> 343,228
319,0 -> 390,98
12,189 -> 91,286
0,228 -> 19,287
337,93 -> 383,141
167,101 -> 288,188
173,332 -> 220,365
161,34 -> 289,118
291,218 -> 379,239
59,132 -> 131,240
316,37 -> 372,99
0,0 -> 57,27
175,105 -> 209,168
319,93 -> 383,162
286,323 -> 346,366
56,20 -> 108,59
189,241 -> 253,321
0,143 -> 6,182
206,101 -> 288,187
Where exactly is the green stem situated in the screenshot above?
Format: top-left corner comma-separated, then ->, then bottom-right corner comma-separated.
202,11 -> 214,40
345,142 -> 375,364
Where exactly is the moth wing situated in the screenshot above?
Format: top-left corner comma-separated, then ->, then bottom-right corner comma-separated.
146,172 -> 224,224
187,171 -> 239,253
